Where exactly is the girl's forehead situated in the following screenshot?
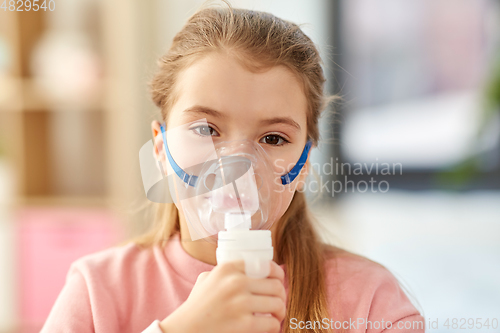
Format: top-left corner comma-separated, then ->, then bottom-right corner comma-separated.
169,53 -> 308,125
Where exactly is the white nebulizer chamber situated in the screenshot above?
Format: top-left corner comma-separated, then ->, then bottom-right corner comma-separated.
208,158 -> 274,278
216,220 -> 274,279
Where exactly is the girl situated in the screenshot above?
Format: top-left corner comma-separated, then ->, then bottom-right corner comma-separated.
41,3 -> 424,333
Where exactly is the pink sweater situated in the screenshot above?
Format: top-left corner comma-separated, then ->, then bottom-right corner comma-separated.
40,232 -> 425,332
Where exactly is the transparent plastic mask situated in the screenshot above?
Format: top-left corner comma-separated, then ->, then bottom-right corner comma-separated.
139,118 -> 312,243
180,139 -> 283,241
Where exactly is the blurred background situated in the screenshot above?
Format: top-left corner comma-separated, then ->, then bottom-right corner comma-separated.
0,0 -> 499,332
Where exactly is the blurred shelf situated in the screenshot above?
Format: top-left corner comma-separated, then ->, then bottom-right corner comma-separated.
0,77 -> 105,112
1,3 -> 147,332
22,78 -> 105,111
0,77 -> 23,111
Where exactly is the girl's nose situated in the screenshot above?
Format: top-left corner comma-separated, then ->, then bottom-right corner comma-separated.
214,139 -> 255,157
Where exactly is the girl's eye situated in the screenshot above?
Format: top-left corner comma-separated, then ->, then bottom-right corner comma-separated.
191,125 -> 219,137
260,134 -> 290,146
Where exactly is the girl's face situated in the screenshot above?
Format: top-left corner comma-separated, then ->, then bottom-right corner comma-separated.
156,52 -> 310,233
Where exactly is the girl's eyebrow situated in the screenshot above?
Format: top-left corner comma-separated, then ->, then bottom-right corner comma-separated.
183,105 -> 227,119
260,117 -> 301,132
183,105 -> 301,131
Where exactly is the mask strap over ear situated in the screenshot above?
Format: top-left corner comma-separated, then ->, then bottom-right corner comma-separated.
160,124 -> 199,187
280,140 -> 312,185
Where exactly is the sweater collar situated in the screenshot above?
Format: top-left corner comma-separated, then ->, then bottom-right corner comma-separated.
163,232 -> 216,284
162,231 -> 287,285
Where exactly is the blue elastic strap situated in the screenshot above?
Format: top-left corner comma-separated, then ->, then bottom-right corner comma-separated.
160,123 -> 311,187
280,140 -> 312,185
160,124 -> 199,187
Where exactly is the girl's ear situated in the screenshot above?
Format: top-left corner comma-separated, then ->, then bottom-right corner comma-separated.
151,120 -> 165,161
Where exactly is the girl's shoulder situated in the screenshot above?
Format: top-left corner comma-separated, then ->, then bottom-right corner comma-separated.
320,243 -> 406,295
69,241 -> 160,285
320,244 -> 424,330
321,244 -> 390,284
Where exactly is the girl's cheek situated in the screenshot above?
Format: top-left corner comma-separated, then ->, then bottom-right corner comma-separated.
272,158 -> 295,176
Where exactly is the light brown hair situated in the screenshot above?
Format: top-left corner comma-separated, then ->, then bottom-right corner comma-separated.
134,3 -> 343,332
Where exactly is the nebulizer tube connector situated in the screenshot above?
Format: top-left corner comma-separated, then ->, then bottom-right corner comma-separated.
224,211 -> 252,230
